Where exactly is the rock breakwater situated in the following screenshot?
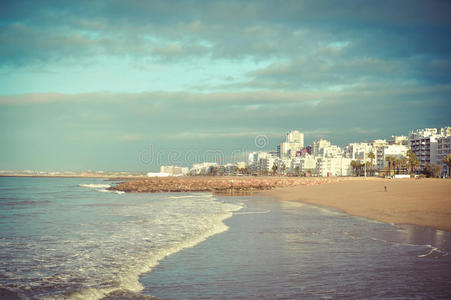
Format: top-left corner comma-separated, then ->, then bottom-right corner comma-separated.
109,177 -> 336,194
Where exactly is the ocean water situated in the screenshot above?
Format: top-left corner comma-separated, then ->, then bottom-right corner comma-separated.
0,177 -> 241,299
140,197 -> 451,299
1,177 -> 451,300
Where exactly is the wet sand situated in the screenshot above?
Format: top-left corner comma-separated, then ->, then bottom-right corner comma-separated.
263,178 -> 451,232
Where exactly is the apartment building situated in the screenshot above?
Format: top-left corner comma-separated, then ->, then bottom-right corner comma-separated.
408,128 -> 440,169
376,145 -> 409,170
278,130 -> 304,159
316,157 -> 353,177
437,135 -> 451,175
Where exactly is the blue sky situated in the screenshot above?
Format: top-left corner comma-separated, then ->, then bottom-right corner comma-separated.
1,0 -> 450,171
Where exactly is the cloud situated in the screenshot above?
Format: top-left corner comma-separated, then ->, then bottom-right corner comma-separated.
2,0 -> 450,67
1,1 -> 450,170
118,134 -> 146,142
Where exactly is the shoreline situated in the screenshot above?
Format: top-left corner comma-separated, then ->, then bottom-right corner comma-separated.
261,178 -> 451,232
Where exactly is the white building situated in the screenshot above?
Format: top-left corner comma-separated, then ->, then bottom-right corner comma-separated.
300,154 -> 318,172
291,154 -> 318,173
312,139 -> 331,156
278,142 -> 303,159
276,158 -> 292,174
277,130 -> 304,159
389,135 -> 408,145
376,145 -> 409,170
440,126 -> 451,137
316,157 -> 353,177
286,130 -> 304,144
147,172 -> 171,177
260,156 -> 278,173
322,145 -> 343,158
344,142 -> 377,169
344,142 -> 375,158
190,162 -> 218,175
370,139 -> 388,148
160,165 -> 189,176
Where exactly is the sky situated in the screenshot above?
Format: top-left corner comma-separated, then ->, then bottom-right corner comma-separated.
1,0 -> 450,171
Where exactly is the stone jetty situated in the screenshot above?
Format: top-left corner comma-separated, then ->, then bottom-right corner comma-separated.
109,176 -> 337,194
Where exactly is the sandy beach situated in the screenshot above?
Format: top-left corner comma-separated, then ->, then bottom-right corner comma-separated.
263,178 -> 451,232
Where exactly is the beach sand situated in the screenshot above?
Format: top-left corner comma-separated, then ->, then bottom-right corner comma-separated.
263,178 -> 451,232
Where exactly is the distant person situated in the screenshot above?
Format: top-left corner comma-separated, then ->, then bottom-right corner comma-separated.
384,186 -> 387,192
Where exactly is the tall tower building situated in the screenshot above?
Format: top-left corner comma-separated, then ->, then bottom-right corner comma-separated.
285,130 -> 304,146
278,130 -> 304,159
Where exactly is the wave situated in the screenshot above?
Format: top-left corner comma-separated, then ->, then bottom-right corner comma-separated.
234,210 -> 271,215
417,245 -> 449,258
95,188 -> 124,195
167,194 -> 214,199
55,196 -> 241,300
79,184 -> 111,189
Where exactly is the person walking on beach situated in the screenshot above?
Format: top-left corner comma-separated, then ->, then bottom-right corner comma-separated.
384,186 -> 387,192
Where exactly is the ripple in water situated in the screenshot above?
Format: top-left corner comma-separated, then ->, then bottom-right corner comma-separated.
0,177 -> 242,299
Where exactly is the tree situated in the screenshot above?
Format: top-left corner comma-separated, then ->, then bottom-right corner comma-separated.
422,163 -> 442,178
350,160 -> 364,176
368,151 -> 376,176
400,157 -> 408,174
443,154 -> 451,179
365,161 -> 372,176
407,150 -> 420,174
350,160 -> 358,176
272,163 -> 278,175
393,158 -> 406,175
280,163 -> 286,175
385,156 -> 395,176
208,166 -> 218,176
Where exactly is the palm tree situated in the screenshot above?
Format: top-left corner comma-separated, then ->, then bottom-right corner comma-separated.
400,157 -> 408,174
444,154 -> 451,179
368,151 -> 375,176
272,163 -> 278,175
407,150 -> 420,175
350,160 -> 358,176
280,163 -> 286,175
385,156 -> 395,176
365,161 -> 372,176
394,158 -> 403,175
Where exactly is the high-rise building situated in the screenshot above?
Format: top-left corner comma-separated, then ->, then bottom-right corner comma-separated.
278,130 -> 304,159
311,139 -> 331,156
285,130 -> 304,145
408,128 -> 440,170
437,135 -> 451,176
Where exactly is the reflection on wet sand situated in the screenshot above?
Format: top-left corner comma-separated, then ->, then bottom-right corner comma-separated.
401,224 -> 451,251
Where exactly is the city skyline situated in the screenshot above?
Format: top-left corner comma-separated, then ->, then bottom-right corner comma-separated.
1,1 -> 450,171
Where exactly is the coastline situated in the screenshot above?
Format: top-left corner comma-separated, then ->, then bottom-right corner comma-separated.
261,178 -> 451,232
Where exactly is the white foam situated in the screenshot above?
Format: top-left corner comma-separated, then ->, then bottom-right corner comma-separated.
417,245 -> 449,258
167,193 -> 214,199
234,210 -> 271,215
78,184 -> 111,189
45,193 -> 243,300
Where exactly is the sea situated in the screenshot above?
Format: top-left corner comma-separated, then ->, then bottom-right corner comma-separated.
0,177 -> 450,299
